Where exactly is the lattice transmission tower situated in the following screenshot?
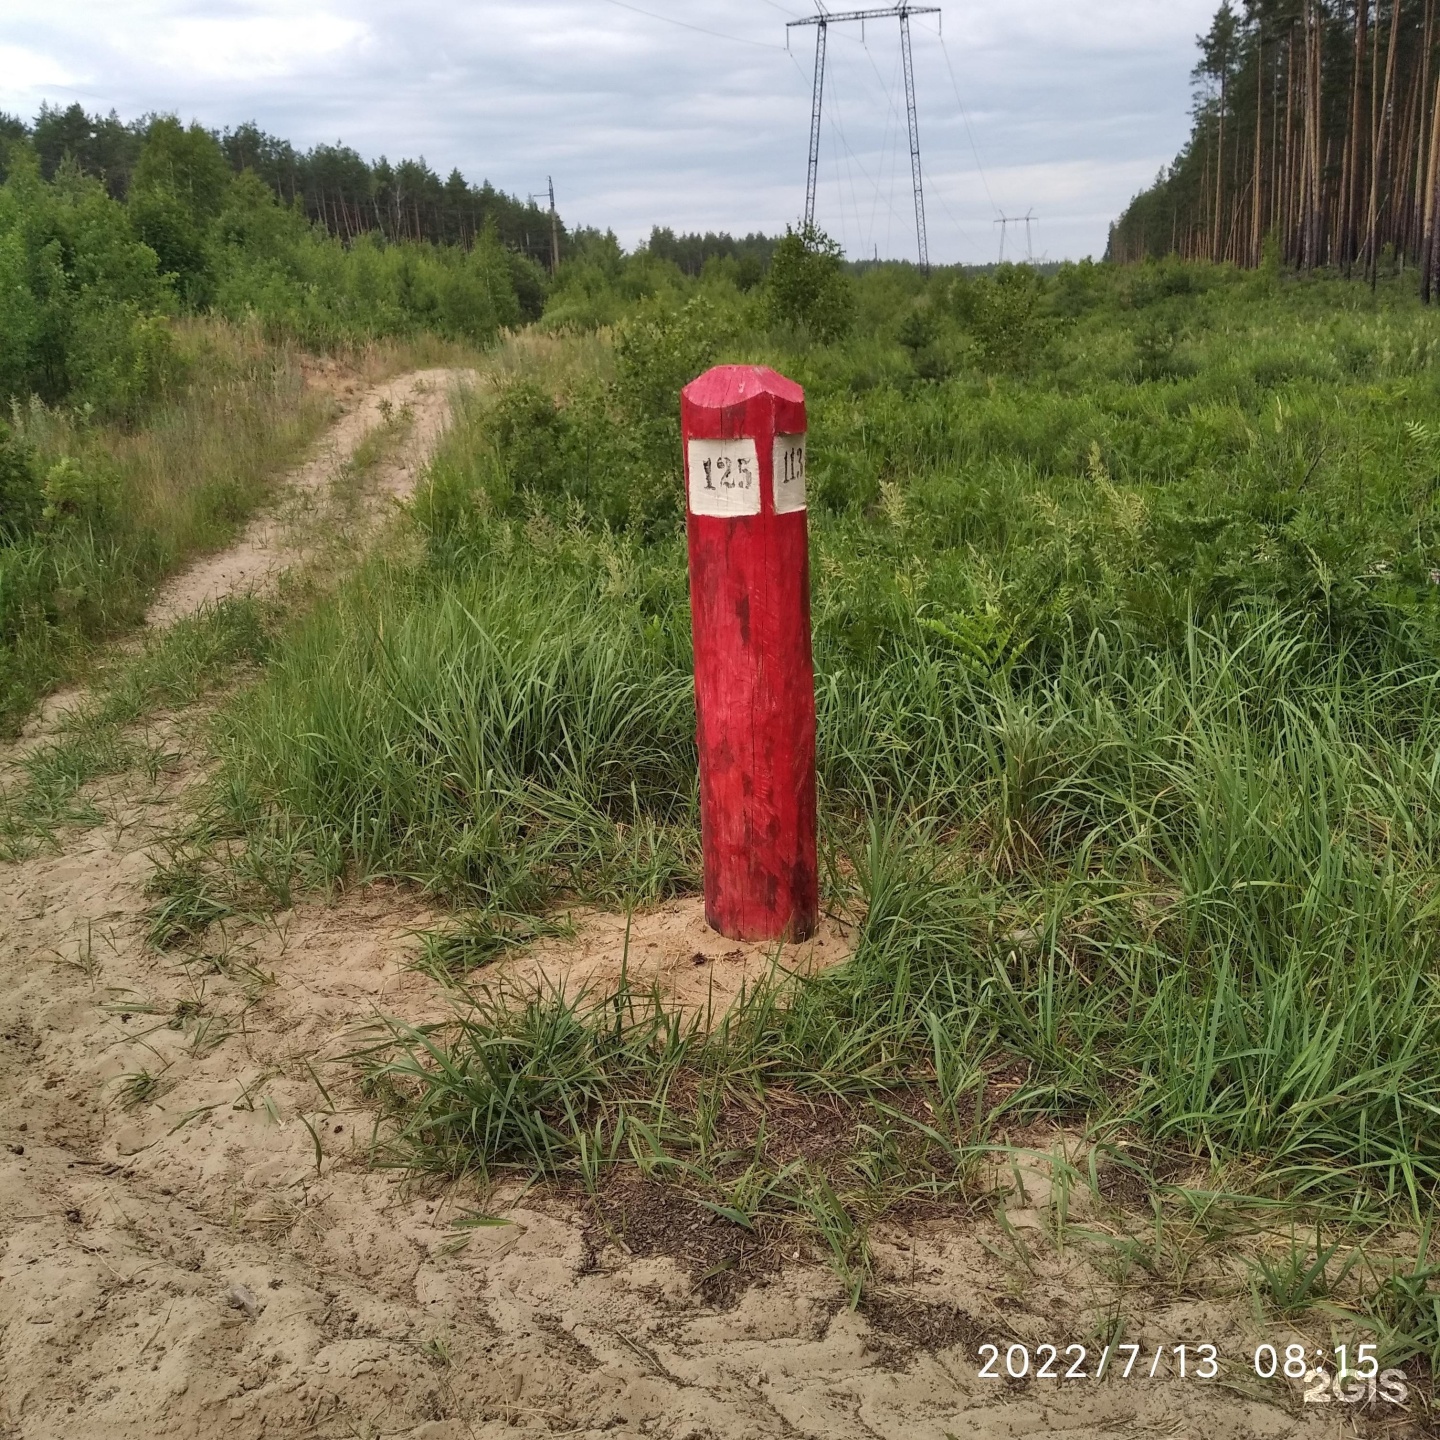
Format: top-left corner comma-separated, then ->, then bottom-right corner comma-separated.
787,3 -> 941,273
994,210 -> 1038,263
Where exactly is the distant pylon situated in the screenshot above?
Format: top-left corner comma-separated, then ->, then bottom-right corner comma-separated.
994,210 -> 1038,263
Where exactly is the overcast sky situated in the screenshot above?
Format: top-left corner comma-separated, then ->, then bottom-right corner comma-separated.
2,0 -> 1217,263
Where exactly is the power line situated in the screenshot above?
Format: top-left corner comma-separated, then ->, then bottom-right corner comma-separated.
862,42 -> 902,254
937,32 -> 998,218
848,28 -> 985,262
829,75 -> 869,252
598,0 -> 784,51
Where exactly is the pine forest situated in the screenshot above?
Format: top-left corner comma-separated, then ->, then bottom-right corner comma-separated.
1110,0 -> 1440,297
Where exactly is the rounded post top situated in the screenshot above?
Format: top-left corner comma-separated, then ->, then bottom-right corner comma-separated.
681,365 -> 806,443
683,365 -> 805,411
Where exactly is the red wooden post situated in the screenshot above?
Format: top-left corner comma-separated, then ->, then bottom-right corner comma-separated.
681,365 -> 818,943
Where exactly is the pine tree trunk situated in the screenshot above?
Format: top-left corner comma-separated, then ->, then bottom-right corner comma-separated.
1368,0 -> 1403,283
1215,98 -> 1227,260
1272,38 -> 1284,237
1284,27 -> 1298,262
1396,43 -> 1421,260
1423,64 -> 1440,299
1344,0 -> 1368,272
1301,2 -> 1323,269
1253,46 -> 1265,267
1410,0 -> 1436,260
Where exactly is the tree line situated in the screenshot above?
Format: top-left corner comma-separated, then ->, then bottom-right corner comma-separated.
2,103 -> 565,271
1,104 -> 791,292
644,227 -> 778,284
0,110 -> 546,418
1109,1 -> 1440,298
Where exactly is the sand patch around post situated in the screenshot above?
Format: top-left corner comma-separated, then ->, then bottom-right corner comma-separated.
488,896 -> 857,1015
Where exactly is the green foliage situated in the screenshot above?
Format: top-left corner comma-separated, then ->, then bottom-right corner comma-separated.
948,264 -> 1058,373
896,302 -> 950,382
129,117 -> 231,305
0,108 -> 539,421
132,117 -> 232,224
0,153 -> 176,420
9,105 -> 567,271
766,223 -> 855,343
646,225 -> 775,281
540,231 -> 686,335
1368,1243 -> 1440,1372
0,320 -> 324,730
30,103 -> 141,196
424,293 -> 728,539
1249,1230 -> 1357,1318
212,182 -> 524,348
614,294 -> 725,427
0,111 -> 29,177
41,455 -> 117,527
1128,302 -> 1193,381
0,422 -> 43,542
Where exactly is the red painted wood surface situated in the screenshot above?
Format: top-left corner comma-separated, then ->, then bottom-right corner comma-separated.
682,365 -> 818,942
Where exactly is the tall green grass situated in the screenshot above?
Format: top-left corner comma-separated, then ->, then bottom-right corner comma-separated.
0,318 -> 478,731
0,319 -> 326,727
222,544 -> 1440,1198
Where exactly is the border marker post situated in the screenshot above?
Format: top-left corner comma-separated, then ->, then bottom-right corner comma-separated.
681,365 -> 818,943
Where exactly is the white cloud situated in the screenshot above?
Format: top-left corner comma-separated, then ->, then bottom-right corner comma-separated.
0,43 -> 79,99
0,0 -> 1220,261
137,13 -> 370,82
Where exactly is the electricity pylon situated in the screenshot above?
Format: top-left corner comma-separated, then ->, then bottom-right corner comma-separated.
787,3 -> 941,273
994,210 -> 1038,263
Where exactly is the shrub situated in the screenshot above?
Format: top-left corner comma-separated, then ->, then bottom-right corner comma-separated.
950,264 -> 1058,374
766,223 -> 855,343
0,422 -> 43,542
0,154 -> 175,421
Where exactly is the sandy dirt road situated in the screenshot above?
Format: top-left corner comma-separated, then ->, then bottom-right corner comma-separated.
0,369 -> 1369,1438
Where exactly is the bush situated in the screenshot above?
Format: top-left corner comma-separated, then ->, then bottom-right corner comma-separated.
418,292 -> 735,552
949,264 -> 1058,374
766,223 -> 855,343
0,121 -> 531,422
0,422 -> 43,542
613,294 -> 724,424
0,153 -> 176,421
0,318 -> 323,730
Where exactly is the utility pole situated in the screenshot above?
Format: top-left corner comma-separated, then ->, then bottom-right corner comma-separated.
788,3 -> 941,273
548,176 -> 560,276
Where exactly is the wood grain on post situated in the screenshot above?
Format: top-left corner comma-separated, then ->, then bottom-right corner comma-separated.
681,365 -> 818,943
